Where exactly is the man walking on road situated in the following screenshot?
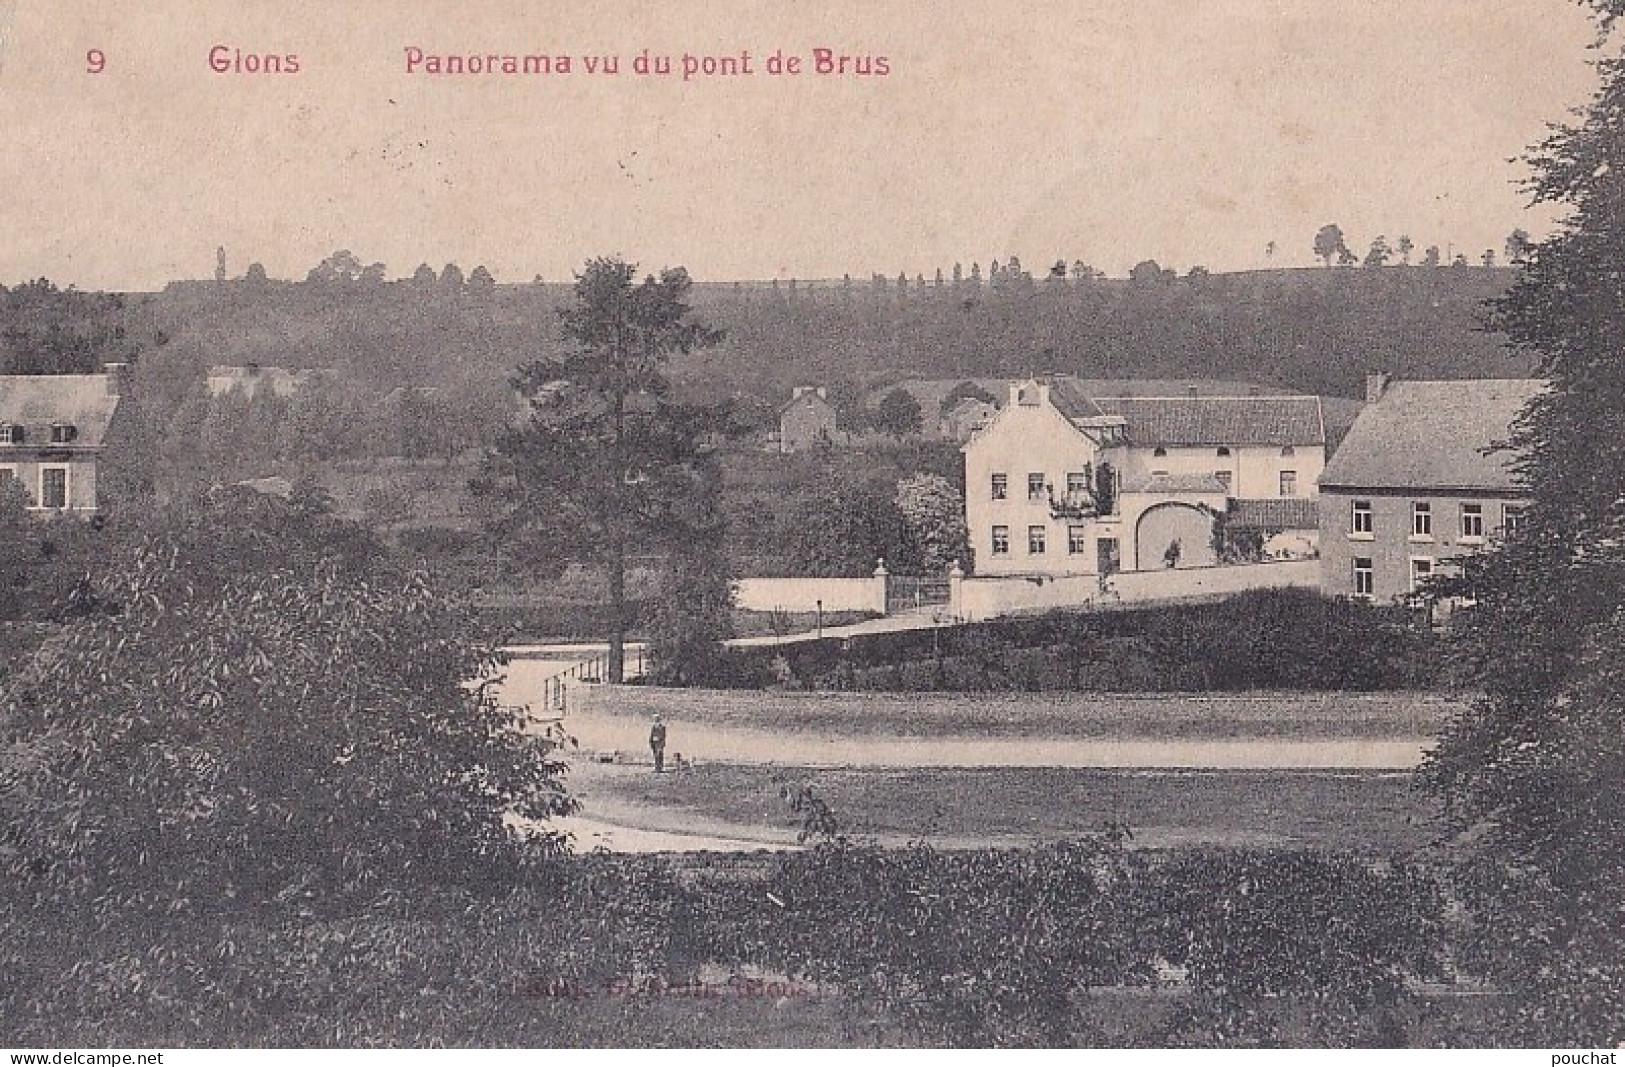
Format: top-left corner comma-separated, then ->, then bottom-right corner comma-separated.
649,714 -> 667,773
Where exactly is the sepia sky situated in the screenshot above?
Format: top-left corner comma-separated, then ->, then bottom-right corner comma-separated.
0,0 -> 1604,289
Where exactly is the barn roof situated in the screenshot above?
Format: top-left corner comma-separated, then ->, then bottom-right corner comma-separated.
0,374 -> 121,448
1319,379 -> 1545,492
1089,395 -> 1326,447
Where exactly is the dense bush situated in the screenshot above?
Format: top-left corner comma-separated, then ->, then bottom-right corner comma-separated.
0,838 -> 1503,1048
0,490 -> 575,914
709,588 -> 1442,693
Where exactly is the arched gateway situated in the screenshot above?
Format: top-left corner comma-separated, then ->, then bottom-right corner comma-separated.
1135,501 -> 1217,570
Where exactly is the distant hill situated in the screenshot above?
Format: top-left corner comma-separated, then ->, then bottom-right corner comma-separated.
115,265 -> 1531,404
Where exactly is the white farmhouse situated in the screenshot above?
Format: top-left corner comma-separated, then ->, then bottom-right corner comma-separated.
963,378 -> 1326,576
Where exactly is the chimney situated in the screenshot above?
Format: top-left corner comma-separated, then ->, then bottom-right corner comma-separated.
792,385 -> 809,400
104,362 -> 129,396
1365,372 -> 1392,403
1186,385 -> 1199,397
815,386 -> 826,400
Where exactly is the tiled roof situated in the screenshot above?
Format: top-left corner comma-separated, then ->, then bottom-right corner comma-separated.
0,374 -> 121,448
1047,379 -> 1106,423
1319,379 -> 1546,492
1124,472 -> 1229,494
1090,395 -> 1326,446
878,375 -> 1283,415
1228,497 -> 1319,530
779,392 -> 836,417
942,396 -> 995,419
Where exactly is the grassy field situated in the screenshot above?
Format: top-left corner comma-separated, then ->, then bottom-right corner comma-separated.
579,686 -> 1457,740
568,761 -> 1440,853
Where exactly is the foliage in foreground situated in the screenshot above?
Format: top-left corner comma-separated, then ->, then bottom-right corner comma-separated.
0,489 -> 574,915
1421,2 -> 1625,1045
0,838 -> 1523,1048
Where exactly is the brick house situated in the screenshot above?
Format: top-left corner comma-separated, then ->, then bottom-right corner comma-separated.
777,386 -> 842,453
939,396 -> 1000,443
0,364 -> 127,514
963,378 -> 1326,576
1317,375 -> 1543,602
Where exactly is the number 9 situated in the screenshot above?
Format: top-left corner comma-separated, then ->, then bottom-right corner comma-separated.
86,48 -> 106,74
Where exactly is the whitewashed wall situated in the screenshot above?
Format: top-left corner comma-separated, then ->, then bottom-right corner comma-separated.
952,560 -> 1320,622
735,576 -> 883,614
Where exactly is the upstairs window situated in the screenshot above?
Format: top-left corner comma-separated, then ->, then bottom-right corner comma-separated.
1460,503 -> 1485,540
1065,471 -> 1090,494
991,525 -> 1010,555
49,423 -> 78,445
1216,446 -> 1231,457
1214,471 -> 1233,493
990,473 -> 1008,501
1351,500 -> 1373,536
1152,446 -> 1168,458
1279,470 -> 1298,496
1027,525 -> 1047,554
1281,445 -> 1296,457
0,423 -> 22,445
1412,501 -> 1433,538
1503,504 -> 1528,537
1027,473 -> 1046,501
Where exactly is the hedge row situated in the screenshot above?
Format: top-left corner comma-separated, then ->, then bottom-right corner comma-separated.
1,841 -> 1545,1048
701,588 -> 1442,692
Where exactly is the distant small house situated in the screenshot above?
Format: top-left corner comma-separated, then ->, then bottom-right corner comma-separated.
381,384 -> 442,406
207,363 -> 336,399
778,386 -> 842,453
939,396 -> 1000,443
0,364 -> 127,514
1318,375 -> 1543,602
1225,497 -> 1321,560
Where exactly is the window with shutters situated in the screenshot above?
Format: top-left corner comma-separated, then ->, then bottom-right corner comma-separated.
40,467 -> 68,510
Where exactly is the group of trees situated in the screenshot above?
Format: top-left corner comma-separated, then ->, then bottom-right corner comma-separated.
295,250 -> 500,293
1,489 -> 575,924
150,377 -> 510,495
477,258 -> 728,683
0,278 -> 137,375
681,265 -> 1526,401
1313,223 -> 1532,271
1416,2 -> 1625,1042
720,447 -> 967,579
